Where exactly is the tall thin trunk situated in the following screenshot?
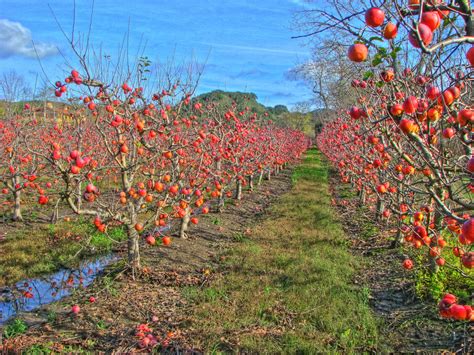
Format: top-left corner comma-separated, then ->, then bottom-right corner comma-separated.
127,225 -> 140,270
12,190 -> 22,222
217,191 -> 225,212
248,175 -> 254,191
235,180 -> 242,200
258,170 -> 264,186
179,206 -> 191,238
358,188 -> 366,206
76,180 -> 82,212
376,197 -> 384,222
12,176 -> 22,222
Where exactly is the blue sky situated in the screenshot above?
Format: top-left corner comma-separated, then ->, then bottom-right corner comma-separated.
0,0 -> 313,108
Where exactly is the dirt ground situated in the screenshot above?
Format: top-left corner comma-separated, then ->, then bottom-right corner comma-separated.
1,171 -> 293,353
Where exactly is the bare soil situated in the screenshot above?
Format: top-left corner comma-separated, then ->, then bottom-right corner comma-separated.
1,171 -> 292,353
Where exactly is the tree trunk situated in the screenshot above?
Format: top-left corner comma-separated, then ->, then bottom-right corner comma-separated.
179,206 -> 191,238
50,199 -> 60,224
76,180 -> 82,212
12,189 -> 22,222
127,225 -> 140,270
217,191 -> 225,213
235,180 -> 242,200
358,188 -> 366,206
376,197 -> 384,222
266,169 -> 271,181
11,175 -> 22,222
258,170 -> 264,186
248,175 -> 254,191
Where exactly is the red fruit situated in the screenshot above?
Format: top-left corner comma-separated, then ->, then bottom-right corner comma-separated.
71,70 -> 80,78
408,24 -> 433,48
365,7 -> 385,27
421,11 -> 440,31
169,185 -> 179,194
467,157 -> 474,173
86,184 -> 96,193
457,109 -> 473,126
399,119 -> 416,134
461,252 -> 474,268
390,104 -> 403,116
89,296 -> 96,303
38,195 -> 49,205
70,150 -> 81,159
94,216 -> 102,227
436,258 -> 445,266
71,304 -> 80,314
467,46 -> 474,66
162,236 -> 171,246
120,145 -> 129,154
202,206 -> 209,214
383,22 -> 398,39
348,44 -> 368,62
376,185 -> 387,194
426,85 -> 440,100
403,96 -> 418,114
442,293 -> 457,305
402,259 -> 413,269
349,106 -> 362,119
462,218 -> 474,243
145,236 -> 156,245
71,165 -> 81,174
414,225 -> 427,238
190,217 -> 198,224
442,128 -> 455,139
450,304 -> 467,320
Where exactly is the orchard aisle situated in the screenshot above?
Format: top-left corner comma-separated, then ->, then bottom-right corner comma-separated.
180,149 -> 383,352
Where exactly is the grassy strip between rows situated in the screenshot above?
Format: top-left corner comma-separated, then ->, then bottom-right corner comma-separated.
182,149 -> 384,353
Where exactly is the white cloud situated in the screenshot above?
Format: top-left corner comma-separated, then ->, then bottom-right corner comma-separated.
0,19 -> 58,59
290,0 -> 311,7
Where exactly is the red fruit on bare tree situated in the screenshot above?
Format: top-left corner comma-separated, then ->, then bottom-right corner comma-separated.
348,44 -> 368,62
408,24 -> 433,48
365,8 -> 385,27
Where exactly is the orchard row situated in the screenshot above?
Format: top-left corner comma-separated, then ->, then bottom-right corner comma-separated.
319,2 -> 473,322
0,71 -> 309,270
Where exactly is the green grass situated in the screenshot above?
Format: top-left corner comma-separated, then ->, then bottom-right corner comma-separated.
182,149 -> 383,353
0,218 -> 127,286
414,248 -> 474,303
3,319 -> 28,339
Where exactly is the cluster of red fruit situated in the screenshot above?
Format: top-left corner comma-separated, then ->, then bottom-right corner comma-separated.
135,323 -> 174,349
347,4 -> 474,67
438,294 -> 474,321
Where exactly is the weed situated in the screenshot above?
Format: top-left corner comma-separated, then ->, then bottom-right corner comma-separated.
3,319 -> 28,338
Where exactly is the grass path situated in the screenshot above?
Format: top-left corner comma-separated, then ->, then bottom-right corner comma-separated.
183,149 -> 384,352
